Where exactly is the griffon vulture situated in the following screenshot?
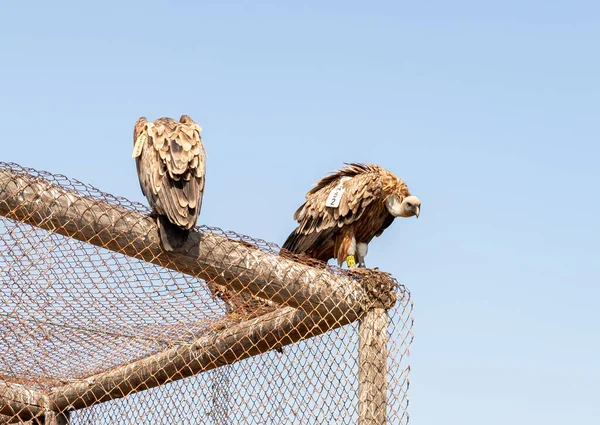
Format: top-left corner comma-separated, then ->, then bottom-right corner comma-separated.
282,163 -> 420,268
133,115 -> 206,251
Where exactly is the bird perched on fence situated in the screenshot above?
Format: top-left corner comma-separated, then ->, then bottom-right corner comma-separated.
282,163 -> 420,268
133,115 -> 206,251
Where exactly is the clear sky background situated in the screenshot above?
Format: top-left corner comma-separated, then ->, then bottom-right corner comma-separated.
2,1 -> 599,424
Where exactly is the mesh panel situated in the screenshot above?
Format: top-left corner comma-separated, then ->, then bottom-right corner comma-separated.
0,162 -> 413,424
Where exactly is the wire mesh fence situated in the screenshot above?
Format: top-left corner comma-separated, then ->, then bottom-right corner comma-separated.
0,162 -> 413,425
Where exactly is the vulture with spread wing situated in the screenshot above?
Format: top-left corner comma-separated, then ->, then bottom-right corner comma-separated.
133,115 -> 206,251
282,163 -> 420,268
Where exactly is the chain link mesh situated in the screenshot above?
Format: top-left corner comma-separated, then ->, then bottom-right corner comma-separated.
0,162 -> 413,425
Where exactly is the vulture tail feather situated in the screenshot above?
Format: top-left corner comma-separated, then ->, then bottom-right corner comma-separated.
282,229 -> 302,254
157,215 -> 190,251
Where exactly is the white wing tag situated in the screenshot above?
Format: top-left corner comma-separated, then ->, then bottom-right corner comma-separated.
132,133 -> 146,158
326,177 -> 350,208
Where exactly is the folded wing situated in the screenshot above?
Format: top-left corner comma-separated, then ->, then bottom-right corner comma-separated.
134,115 -> 206,230
283,163 -> 383,256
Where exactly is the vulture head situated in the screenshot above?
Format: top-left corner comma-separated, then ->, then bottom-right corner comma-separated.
386,195 -> 421,218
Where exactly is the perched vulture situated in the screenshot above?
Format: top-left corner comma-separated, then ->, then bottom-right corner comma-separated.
133,115 -> 206,251
282,163 -> 420,268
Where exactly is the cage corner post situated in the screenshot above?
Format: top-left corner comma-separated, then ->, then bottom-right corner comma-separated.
358,307 -> 389,425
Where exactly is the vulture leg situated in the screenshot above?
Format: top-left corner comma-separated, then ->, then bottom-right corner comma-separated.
356,242 -> 368,268
346,255 -> 357,268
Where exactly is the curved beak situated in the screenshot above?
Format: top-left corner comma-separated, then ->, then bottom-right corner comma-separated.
415,206 -> 420,218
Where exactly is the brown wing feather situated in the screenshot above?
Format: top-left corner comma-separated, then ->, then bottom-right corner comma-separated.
293,163 -> 384,236
283,163 -> 384,258
134,117 -> 150,197
134,115 -> 206,230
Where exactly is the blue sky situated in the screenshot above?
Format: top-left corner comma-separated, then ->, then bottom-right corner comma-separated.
2,1 -> 599,423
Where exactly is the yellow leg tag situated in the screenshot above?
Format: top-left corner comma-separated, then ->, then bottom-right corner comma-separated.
346,255 -> 356,268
